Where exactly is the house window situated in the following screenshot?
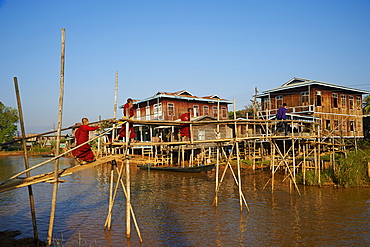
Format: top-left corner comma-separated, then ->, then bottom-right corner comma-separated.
136,108 -> 141,119
193,105 -> 199,117
198,130 -> 205,141
325,119 -> 331,130
349,121 -> 355,131
203,106 -> 209,116
341,95 -> 346,109
153,103 -> 162,119
167,103 -> 175,116
349,96 -> 354,110
213,106 -> 218,118
145,106 -> 150,120
263,98 -> 270,110
276,95 -> 283,108
334,119 -> 339,131
221,107 -> 227,119
301,91 -> 309,105
332,93 -> 338,108
356,96 -> 362,110
316,91 -> 322,107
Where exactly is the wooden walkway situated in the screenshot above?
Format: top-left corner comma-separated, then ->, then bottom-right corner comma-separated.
0,154 -> 125,193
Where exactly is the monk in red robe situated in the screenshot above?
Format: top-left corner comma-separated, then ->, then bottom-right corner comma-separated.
179,108 -> 192,141
115,98 -> 137,142
72,118 -> 100,164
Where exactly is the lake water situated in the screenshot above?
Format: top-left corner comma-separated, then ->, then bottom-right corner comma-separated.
0,156 -> 369,246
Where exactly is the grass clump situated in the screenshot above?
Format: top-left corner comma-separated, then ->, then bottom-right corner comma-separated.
333,149 -> 370,187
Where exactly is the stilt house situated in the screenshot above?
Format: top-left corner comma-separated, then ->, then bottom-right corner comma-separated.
132,90 -> 232,121
258,77 -> 370,138
123,90 -> 233,142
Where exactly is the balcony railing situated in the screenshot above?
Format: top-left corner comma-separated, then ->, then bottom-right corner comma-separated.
258,105 -> 315,118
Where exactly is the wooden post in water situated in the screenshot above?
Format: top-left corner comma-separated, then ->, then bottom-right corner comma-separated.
13,77 -> 39,245
318,143 -> 321,185
303,144 -> 306,185
271,140 -> 275,191
236,141 -> 243,211
47,28 -> 65,246
106,161 -> 115,230
126,158 -> 131,239
214,144 -> 220,206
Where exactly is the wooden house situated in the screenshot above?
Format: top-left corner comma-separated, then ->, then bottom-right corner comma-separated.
258,77 -> 370,138
119,90 -> 233,142
131,90 -> 232,121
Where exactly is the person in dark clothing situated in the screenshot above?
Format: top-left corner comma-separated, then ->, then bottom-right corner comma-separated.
276,103 -> 288,135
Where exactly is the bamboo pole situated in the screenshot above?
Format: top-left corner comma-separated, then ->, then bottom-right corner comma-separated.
111,71 -> 119,143
252,140 -> 256,170
47,28 -> 65,247
303,144 -> 306,185
113,71 -> 118,119
236,141 -> 242,211
116,166 -> 142,242
272,140 -> 275,191
318,143 -> 321,185
214,144 -> 220,206
126,158 -> 131,239
105,161 -> 116,230
14,77 -> 39,244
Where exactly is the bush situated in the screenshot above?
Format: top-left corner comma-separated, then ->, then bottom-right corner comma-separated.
333,149 -> 370,187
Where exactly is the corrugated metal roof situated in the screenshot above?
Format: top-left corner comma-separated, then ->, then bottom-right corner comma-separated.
258,77 -> 370,97
132,90 -> 232,105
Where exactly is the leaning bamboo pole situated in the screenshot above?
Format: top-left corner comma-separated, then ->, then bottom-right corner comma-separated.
47,27 -> 65,247
236,141 -> 242,211
14,77 -> 39,244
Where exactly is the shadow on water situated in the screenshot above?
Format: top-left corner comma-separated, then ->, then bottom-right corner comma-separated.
0,156 -> 369,246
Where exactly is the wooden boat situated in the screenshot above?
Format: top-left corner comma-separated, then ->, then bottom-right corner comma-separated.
137,164 -> 215,173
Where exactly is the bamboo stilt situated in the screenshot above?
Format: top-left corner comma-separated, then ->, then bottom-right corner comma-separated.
126,158 -> 131,239
214,144 -> 220,206
47,28 -> 65,247
14,77 -> 39,245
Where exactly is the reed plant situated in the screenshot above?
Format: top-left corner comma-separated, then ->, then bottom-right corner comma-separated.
333,148 -> 370,187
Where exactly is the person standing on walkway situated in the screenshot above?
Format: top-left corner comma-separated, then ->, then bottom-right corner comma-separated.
179,108 -> 192,141
72,118 -> 100,164
276,103 -> 288,135
115,98 -> 137,142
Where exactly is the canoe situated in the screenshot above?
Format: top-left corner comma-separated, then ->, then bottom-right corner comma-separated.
137,164 -> 215,173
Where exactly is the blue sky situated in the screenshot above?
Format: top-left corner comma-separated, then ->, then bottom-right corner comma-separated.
1,0 -> 370,133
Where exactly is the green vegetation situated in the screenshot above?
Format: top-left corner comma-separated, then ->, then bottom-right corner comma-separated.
297,170 -> 334,186
0,102 -> 19,145
296,147 -> 370,187
332,148 -> 370,187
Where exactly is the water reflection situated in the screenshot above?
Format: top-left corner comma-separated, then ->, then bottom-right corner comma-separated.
0,156 -> 369,246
